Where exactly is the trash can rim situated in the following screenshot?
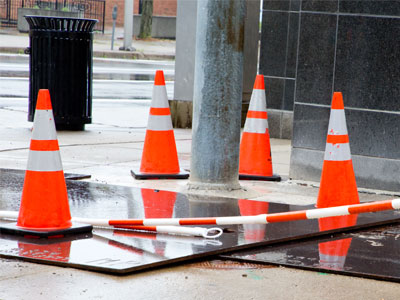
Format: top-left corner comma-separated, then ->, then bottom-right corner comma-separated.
24,15 -> 98,23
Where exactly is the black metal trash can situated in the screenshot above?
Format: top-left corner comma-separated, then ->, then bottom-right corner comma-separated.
25,16 -> 98,130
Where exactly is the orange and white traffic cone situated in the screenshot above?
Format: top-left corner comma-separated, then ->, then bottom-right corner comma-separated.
238,199 -> 269,242
131,70 -> 189,179
0,89 -> 92,238
317,92 -> 359,208
239,75 -> 280,181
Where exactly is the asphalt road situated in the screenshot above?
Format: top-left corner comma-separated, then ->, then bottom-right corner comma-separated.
0,54 -> 175,99
0,77 -> 174,99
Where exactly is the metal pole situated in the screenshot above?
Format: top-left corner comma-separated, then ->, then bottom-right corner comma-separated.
120,0 -> 135,51
111,5 -> 118,50
111,21 -> 116,50
189,0 -> 246,191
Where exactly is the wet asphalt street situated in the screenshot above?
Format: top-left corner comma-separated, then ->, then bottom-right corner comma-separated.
0,54 -> 174,99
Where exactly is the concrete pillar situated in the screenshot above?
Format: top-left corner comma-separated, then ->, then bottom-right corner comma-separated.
170,0 -> 198,128
188,0 -> 246,190
174,0 -> 197,103
172,0 -> 260,128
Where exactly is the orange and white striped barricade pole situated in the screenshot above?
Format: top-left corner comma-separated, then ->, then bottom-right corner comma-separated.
0,89 -> 92,238
0,199 -> 399,235
131,70 -> 189,179
317,92 -> 359,208
112,226 -> 222,239
111,228 -> 223,245
239,75 -> 280,181
68,198 -> 400,227
0,210 -> 222,238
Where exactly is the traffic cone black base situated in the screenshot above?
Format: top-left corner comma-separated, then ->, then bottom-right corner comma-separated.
0,222 -> 92,239
239,174 -> 281,181
131,169 -> 189,180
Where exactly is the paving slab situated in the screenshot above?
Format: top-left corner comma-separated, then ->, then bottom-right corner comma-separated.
2,258 -> 400,300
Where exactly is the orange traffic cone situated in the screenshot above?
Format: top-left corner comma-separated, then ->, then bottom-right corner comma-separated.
317,92 -> 359,208
239,75 -> 280,181
318,215 -> 357,270
0,89 -> 92,238
131,70 -> 189,179
238,199 -> 269,242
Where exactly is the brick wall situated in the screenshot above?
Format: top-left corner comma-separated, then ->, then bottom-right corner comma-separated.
153,0 -> 177,16
104,0 -> 125,27
105,0 -> 176,28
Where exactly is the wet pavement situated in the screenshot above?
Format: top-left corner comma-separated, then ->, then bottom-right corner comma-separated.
0,27 -> 176,60
1,28 -> 400,300
0,77 -> 175,99
0,170 -> 398,275
0,94 -> 399,299
0,53 -> 175,81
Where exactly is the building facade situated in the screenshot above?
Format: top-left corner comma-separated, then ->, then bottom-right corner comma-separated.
105,0 -> 176,27
259,1 -> 400,191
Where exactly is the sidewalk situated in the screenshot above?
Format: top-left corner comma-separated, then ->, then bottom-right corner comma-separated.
1,27 -> 400,300
0,27 -> 175,60
0,97 -> 399,300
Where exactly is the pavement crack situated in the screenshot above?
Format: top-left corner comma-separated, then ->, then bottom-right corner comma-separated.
0,107 -> 27,113
91,122 -> 146,129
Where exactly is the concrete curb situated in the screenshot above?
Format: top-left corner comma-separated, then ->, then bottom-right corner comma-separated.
0,53 -> 175,67
0,46 -> 175,61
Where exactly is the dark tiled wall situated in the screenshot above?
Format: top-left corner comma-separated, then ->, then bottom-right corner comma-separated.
260,1 -> 299,111
260,1 -> 400,190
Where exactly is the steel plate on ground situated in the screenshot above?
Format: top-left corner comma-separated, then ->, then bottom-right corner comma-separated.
223,224 -> 400,282
0,170 -> 399,274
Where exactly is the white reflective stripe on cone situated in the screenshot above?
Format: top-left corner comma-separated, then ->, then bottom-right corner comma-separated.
324,143 -> 352,161
32,110 -> 57,141
327,109 -> 348,135
243,118 -> 268,134
151,85 -> 169,108
27,150 -> 63,172
147,115 -> 173,131
248,90 -> 267,111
